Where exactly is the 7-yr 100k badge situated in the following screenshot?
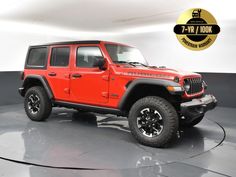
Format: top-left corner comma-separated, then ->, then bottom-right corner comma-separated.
174,8 -> 220,51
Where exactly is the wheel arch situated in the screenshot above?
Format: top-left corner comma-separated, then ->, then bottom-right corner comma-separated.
118,78 -> 183,113
21,75 -> 53,99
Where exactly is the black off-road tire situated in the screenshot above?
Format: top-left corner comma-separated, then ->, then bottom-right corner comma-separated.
181,115 -> 204,128
24,86 -> 52,121
128,96 -> 179,148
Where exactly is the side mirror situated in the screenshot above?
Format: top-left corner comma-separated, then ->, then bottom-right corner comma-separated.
94,57 -> 106,70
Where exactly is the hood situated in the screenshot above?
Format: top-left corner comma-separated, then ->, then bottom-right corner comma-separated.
148,67 -> 200,77
113,64 -> 201,81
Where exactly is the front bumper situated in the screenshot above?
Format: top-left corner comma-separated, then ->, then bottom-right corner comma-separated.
180,94 -> 217,120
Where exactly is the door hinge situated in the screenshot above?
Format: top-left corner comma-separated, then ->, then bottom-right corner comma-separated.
102,75 -> 109,81
110,93 -> 119,99
64,88 -> 70,94
64,74 -> 70,79
101,92 -> 109,98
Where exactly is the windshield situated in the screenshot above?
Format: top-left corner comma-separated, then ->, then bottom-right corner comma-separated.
105,44 -> 148,65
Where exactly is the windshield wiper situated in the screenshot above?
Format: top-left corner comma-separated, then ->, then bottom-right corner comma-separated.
113,61 -> 128,64
114,61 -> 136,66
128,62 -> 148,67
114,61 -> 147,67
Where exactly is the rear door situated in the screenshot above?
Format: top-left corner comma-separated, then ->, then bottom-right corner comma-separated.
46,46 -> 71,101
70,45 -> 109,104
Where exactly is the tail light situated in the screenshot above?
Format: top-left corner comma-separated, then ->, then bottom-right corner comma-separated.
20,71 -> 24,80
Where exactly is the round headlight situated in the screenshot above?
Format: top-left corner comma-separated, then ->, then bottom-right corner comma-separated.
184,80 -> 191,92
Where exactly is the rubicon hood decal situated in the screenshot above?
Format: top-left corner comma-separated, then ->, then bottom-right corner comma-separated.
120,72 -> 174,79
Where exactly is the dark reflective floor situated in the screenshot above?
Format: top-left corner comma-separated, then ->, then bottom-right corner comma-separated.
0,104 -> 235,177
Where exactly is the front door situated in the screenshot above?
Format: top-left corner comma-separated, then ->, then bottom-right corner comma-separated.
70,45 -> 109,104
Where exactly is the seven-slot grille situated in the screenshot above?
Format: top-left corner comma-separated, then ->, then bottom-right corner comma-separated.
184,77 -> 203,94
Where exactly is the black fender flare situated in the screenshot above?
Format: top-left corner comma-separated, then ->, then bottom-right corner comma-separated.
21,75 -> 54,99
118,78 -> 183,110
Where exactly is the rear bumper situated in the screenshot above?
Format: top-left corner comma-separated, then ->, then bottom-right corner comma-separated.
180,94 -> 217,120
18,87 -> 25,97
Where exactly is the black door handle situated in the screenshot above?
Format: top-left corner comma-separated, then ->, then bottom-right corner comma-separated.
72,73 -> 82,78
48,72 -> 57,76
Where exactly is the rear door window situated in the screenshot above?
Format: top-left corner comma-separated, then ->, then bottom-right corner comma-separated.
50,47 -> 70,67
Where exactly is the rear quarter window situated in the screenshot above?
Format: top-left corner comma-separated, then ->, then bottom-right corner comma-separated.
26,47 -> 48,68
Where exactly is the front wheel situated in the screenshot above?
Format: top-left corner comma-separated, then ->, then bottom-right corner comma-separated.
24,86 -> 52,121
128,96 -> 179,148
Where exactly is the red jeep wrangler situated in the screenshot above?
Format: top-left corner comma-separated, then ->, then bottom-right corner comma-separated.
19,40 -> 217,147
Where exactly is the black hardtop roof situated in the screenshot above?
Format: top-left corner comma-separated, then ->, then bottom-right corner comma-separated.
30,40 -> 101,47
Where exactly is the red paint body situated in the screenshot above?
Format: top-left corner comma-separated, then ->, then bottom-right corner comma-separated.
24,41 -> 204,109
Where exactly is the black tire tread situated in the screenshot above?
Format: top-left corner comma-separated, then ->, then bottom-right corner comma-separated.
128,96 -> 178,148
24,86 -> 52,121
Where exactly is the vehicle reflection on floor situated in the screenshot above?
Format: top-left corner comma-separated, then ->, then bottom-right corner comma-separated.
0,105 -> 225,177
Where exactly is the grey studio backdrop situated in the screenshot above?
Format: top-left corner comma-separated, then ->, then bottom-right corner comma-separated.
0,71 -> 235,108
0,0 -> 235,108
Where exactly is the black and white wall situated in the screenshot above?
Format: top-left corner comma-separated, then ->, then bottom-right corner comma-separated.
0,0 -> 235,107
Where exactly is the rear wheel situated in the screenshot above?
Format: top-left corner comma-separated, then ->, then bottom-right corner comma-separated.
24,86 -> 52,121
128,96 -> 179,148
